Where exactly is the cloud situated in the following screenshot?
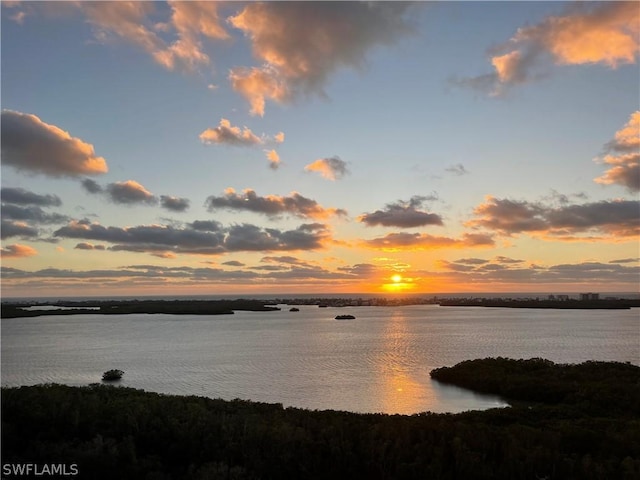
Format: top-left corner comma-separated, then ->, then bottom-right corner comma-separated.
445,164 -> 469,176
53,219 -> 331,256
609,258 -> 639,265
1,110 -> 108,177
1,220 -> 39,240
0,258 -> 377,292
154,0 -> 229,71
358,196 -> 443,228
84,179 -> 155,205
468,196 -> 640,238
160,195 -> 190,212
361,232 -> 494,251
1,187 -> 61,207
81,178 -> 103,194
304,156 -> 349,181
105,180 -> 157,205
81,1 -> 228,72
1,244 -> 38,258
227,2 -> 415,114
1,204 -> 69,225
222,260 -> 245,267
435,258 -> 640,286
228,67 -> 291,117
594,111 -> 640,192
199,118 -> 264,146
205,188 -> 346,219
456,2 -> 639,95
74,242 -> 106,251
265,150 -> 281,170
261,255 -> 308,266
83,179 -> 189,208
7,2 -> 230,74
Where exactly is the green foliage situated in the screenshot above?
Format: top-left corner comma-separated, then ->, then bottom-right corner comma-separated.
3,359 -> 640,479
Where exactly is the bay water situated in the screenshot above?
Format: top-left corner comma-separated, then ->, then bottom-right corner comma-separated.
2,304 -> 638,415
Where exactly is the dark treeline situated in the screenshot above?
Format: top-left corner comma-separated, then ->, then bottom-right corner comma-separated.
1,299 -> 280,318
3,358 -> 640,479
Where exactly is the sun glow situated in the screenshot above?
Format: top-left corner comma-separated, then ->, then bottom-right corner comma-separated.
382,274 -> 416,293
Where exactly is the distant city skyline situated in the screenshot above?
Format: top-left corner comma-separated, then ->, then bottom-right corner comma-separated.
1,1 -> 638,297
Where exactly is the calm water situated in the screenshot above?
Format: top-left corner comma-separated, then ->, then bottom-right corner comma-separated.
2,305 -> 638,415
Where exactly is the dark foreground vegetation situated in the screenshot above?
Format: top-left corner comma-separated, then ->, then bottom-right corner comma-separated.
3,358 -> 639,479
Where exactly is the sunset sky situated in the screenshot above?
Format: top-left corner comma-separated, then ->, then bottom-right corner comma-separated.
1,1 -> 639,298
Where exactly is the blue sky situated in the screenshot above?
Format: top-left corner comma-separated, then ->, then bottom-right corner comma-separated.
1,1 -> 638,297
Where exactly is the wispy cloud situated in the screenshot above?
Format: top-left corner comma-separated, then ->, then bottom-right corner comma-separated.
455,2 -> 639,96
304,156 -> 349,181
1,110 -> 108,177
358,196 -> 443,228
445,164 -> 469,176
360,232 -> 494,251
437,258 -> 639,287
205,188 -> 346,220
594,111 -> 640,192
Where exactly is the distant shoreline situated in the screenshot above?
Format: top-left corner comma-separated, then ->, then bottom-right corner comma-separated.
2,295 -> 638,318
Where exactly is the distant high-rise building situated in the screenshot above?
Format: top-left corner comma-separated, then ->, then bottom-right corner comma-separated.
580,293 -> 600,301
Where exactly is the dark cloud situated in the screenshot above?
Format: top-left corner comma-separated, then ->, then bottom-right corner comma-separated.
336,263 -> 380,277
494,256 -> 524,264
445,164 -> 469,176
205,188 -> 346,219
455,258 -> 489,265
224,223 -> 329,252
358,196 -> 443,228
160,195 -> 190,212
261,255 -> 306,265
1,187 -> 61,206
468,196 -> 639,238
74,242 -> 106,251
1,204 -> 69,225
609,258 -> 639,264
105,180 -> 158,205
81,178 -> 103,194
304,156 -> 350,181
361,232 -> 494,250
189,220 -> 224,232
1,220 -> 39,239
222,260 -> 245,267
83,178 -> 192,209
437,259 -> 639,286
1,110 -> 108,177
53,220 -> 330,256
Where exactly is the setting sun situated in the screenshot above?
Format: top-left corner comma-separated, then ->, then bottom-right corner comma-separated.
391,274 -> 403,283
